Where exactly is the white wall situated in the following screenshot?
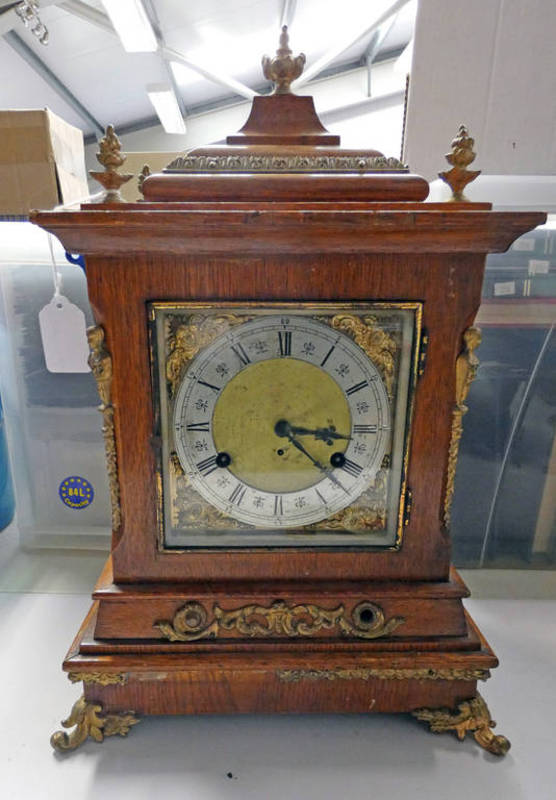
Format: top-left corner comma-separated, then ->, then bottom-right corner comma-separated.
405,0 -> 556,181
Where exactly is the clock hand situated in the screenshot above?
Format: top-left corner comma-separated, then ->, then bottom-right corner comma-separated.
289,424 -> 352,443
275,420 -> 348,492
287,432 -> 328,472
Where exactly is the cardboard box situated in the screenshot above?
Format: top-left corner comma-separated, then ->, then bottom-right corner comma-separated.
0,108 -> 88,217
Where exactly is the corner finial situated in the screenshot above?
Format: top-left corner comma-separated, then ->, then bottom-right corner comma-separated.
89,125 -> 133,204
137,164 -> 151,199
438,124 -> 481,202
262,26 -> 306,95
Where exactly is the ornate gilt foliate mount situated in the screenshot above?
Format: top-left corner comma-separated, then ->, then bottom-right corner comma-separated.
165,153 -> 407,173
412,693 -> 511,756
262,25 -> 306,94
439,124 -> 481,201
155,599 -> 404,642
51,696 -> 139,753
89,124 -> 133,204
68,672 -> 127,686
87,325 -> 121,532
278,667 -> 491,682
444,326 -> 481,528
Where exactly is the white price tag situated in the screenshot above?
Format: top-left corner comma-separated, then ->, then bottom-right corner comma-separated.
494,281 -> 516,297
512,238 -> 535,252
528,259 -> 550,275
39,295 -> 91,373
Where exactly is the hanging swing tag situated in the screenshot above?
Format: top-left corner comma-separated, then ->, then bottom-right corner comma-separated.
39,295 -> 91,373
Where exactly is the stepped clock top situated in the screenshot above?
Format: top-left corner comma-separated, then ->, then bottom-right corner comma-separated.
139,27 -> 432,202
85,29 -> 486,205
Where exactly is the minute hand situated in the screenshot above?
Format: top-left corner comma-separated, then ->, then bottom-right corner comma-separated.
287,433 -> 328,471
286,433 -> 347,492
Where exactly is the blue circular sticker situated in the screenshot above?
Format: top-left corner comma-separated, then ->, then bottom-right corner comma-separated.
59,476 -> 94,510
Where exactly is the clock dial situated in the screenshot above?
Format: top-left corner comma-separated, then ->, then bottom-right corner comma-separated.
172,316 -> 390,528
151,302 -> 421,549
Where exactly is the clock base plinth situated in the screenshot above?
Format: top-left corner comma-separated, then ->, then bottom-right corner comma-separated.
57,599 -> 507,755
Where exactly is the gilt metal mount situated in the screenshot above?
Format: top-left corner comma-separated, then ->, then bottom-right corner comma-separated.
51,696 -> 139,753
262,25 -> 305,94
438,124 -> 481,202
412,693 -> 510,756
155,599 -> 404,642
89,125 -> 133,204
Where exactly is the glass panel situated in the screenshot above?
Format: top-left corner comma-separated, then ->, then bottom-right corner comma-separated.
150,302 -> 421,549
452,219 -> 556,568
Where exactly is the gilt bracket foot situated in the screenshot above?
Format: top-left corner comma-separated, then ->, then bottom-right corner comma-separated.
51,695 -> 139,753
412,692 -> 511,756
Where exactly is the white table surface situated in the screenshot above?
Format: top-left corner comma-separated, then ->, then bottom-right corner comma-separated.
1,522 -> 555,800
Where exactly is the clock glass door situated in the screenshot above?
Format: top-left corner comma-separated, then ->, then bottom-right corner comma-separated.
149,302 -> 422,549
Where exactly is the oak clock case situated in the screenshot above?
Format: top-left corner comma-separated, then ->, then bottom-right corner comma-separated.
32,31 -> 546,756
151,303 -> 421,549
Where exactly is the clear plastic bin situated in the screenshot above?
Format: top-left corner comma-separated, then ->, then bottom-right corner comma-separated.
0,221 -> 110,549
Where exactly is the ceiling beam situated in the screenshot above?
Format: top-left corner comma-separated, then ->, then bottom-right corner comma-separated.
57,0 -> 113,34
320,88 -> 405,127
280,0 -> 297,29
162,45 -> 257,101
365,14 -> 397,96
3,29 -> 104,136
293,0 -> 411,88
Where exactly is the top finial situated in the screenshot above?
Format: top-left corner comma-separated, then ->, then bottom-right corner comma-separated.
438,124 -> 481,202
262,26 -> 306,94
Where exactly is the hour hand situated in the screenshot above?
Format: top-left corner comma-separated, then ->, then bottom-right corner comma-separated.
274,420 -> 328,470
289,424 -> 351,443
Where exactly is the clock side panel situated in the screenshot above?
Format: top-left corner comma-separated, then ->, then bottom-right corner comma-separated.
84,250 -> 485,583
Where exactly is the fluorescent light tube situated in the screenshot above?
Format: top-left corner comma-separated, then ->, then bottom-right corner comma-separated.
101,0 -> 157,52
147,84 -> 187,134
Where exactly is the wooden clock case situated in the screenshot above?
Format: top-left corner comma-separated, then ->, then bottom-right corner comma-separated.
33,71 -> 544,754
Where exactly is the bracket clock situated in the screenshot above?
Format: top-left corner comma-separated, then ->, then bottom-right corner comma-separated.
33,30 -> 545,755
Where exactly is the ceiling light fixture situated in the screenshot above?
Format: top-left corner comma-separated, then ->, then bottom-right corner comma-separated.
147,84 -> 187,134
101,0 -> 157,52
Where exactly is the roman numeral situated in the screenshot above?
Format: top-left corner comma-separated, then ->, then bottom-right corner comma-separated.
231,343 -> 250,366
278,331 -> 292,356
274,495 -> 283,515
229,483 -> 247,506
197,379 -> 220,393
340,458 -> 363,477
353,424 -> 377,434
315,488 -> 327,504
320,344 -> 335,367
196,455 -> 218,476
346,380 -> 369,396
186,422 -> 210,432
